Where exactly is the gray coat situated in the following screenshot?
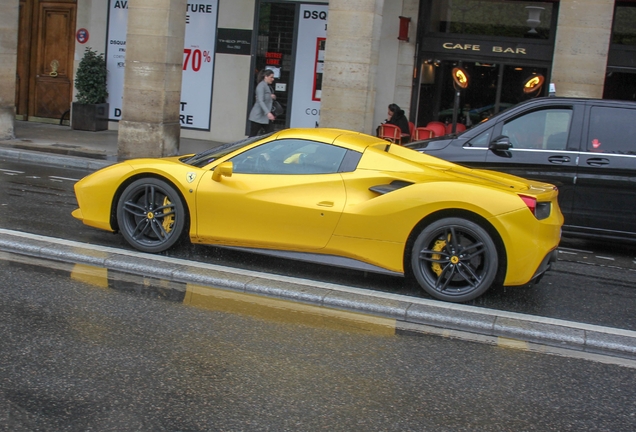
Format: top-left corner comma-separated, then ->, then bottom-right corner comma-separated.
248,80 -> 273,124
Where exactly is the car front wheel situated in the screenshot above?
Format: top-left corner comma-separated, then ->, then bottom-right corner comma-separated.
116,178 -> 186,253
411,217 -> 499,302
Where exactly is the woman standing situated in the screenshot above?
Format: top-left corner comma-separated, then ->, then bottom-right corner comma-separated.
248,69 -> 276,137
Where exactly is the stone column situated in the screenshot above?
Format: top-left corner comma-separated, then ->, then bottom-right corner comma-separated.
320,0 -> 384,134
117,0 -> 186,159
551,0 -> 614,98
0,0 -> 19,140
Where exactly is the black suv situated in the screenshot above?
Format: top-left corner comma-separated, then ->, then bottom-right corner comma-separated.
407,97 -> 636,243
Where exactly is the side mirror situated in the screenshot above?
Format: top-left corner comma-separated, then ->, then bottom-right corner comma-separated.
212,161 -> 233,182
489,135 -> 512,151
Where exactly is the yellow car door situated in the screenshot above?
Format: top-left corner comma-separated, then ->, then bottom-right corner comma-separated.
195,139 -> 348,250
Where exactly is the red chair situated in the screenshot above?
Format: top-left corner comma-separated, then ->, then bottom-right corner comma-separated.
378,124 -> 402,144
426,122 -> 447,137
445,123 -> 467,134
427,120 -> 446,129
413,127 -> 434,141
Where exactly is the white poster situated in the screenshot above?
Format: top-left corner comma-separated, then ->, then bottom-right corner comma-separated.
106,0 -> 218,130
290,5 -> 328,128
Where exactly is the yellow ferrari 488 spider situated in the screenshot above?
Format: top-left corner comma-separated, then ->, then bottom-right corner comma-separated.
72,128 -> 563,302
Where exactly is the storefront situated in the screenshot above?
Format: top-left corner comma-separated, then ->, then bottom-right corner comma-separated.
7,0 -> 631,148
250,1 -> 328,133
413,0 -> 559,127
103,0 -> 330,137
604,1 -> 636,101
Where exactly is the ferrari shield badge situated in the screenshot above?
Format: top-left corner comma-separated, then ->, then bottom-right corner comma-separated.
186,172 -> 196,183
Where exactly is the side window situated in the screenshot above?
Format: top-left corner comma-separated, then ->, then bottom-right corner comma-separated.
588,106 -> 636,154
230,139 -> 348,174
465,127 -> 493,148
502,108 -> 572,150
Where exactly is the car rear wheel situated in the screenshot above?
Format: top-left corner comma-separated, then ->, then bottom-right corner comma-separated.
411,217 -> 498,302
117,178 -> 186,253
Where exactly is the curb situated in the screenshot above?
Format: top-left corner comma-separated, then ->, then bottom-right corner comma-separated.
1,228 -> 636,362
0,146 -> 114,170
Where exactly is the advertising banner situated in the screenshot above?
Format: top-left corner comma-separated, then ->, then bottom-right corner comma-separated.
290,4 -> 328,128
106,0 -> 218,130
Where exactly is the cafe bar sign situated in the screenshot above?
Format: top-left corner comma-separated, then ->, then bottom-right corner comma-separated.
443,42 -> 528,55
422,35 -> 553,61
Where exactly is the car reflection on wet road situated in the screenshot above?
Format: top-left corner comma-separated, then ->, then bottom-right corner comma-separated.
1,251 -> 634,431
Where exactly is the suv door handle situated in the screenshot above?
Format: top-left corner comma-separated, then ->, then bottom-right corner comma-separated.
547,155 -> 571,164
586,157 -> 610,167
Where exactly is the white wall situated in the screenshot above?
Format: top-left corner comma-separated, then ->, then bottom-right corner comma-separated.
373,0 -> 417,130
374,0 -> 401,128
184,0 -> 255,142
74,0 -> 108,105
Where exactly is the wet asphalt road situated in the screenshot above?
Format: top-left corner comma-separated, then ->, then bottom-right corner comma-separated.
1,159 -> 636,332
1,253 -> 635,431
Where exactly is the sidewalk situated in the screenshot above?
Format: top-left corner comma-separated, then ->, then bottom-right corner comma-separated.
0,120 -> 220,168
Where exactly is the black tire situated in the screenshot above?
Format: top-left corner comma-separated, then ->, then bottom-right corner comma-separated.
410,217 -> 499,302
116,178 -> 186,253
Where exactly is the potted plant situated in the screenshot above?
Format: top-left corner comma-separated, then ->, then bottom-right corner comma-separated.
72,47 -> 109,131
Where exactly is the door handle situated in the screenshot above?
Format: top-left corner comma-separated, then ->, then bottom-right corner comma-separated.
317,201 -> 334,207
547,155 -> 570,164
586,157 -> 609,167
49,59 -> 59,77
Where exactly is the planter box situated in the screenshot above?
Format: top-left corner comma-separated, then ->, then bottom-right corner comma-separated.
71,102 -> 109,131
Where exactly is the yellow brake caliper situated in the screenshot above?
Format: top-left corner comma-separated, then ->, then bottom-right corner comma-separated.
431,238 -> 447,276
161,196 -> 174,234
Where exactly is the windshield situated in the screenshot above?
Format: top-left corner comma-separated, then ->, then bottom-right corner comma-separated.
181,132 -> 275,168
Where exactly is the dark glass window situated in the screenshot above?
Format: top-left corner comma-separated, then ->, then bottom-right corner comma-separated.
588,107 -> 636,154
430,0 -> 554,40
427,61 -> 546,126
231,139 -> 348,174
254,3 -> 296,130
466,127 -> 493,148
502,108 -> 572,150
603,71 -> 636,101
612,2 -> 636,45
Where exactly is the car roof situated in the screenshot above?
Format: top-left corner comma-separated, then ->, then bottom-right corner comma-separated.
503,96 -> 636,111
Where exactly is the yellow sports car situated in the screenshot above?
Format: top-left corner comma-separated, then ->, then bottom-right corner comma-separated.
72,128 -> 563,302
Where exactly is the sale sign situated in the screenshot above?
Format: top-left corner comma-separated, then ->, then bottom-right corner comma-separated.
106,0 -> 218,130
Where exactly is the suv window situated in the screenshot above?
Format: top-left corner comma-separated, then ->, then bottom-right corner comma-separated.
502,108 -> 572,150
465,127 -> 493,148
588,106 -> 636,154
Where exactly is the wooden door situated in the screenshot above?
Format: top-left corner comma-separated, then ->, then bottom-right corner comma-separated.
16,0 -> 76,122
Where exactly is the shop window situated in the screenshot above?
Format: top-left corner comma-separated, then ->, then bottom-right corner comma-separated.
425,61 -> 546,127
612,2 -> 636,45
605,3 -> 636,101
430,0 -> 554,40
255,3 -> 296,130
604,71 -> 636,101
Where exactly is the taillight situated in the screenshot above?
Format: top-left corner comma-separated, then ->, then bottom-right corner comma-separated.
519,195 -> 536,215
518,194 -> 551,220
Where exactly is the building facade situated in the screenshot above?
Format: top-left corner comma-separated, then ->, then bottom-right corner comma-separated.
0,0 -> 634,156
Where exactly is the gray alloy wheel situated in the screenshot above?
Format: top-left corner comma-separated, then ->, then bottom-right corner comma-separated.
116,178 -> 186,253
411,217 -> 499,302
